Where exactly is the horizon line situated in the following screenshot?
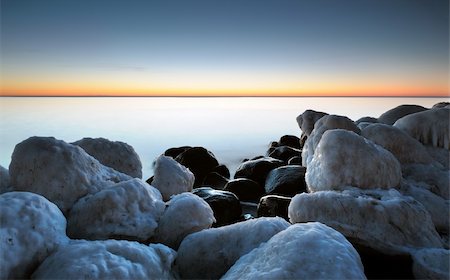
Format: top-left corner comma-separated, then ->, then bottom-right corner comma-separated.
1,94 -> 448,98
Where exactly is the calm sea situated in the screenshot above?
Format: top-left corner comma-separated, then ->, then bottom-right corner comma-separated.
0,97 -> 446,179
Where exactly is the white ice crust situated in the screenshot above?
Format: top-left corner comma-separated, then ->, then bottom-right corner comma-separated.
222,222 -> 366,280
0,165 -> 11,193
296,109 -> 328,136
306,129 -> 402,191
0,192 -> 69,279
412,248 -> 450,280
402,163 -> 450,200
152,155 -> 195,201
175,217 -> 290,279
9,137 -> 132,214
31,240 -> 176,280
67,178 -> 165,241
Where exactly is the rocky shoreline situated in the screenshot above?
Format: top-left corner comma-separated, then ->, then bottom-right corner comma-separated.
1,102 -> 449,279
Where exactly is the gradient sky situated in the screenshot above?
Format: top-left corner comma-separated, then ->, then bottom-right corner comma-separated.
1,0 -> 448,96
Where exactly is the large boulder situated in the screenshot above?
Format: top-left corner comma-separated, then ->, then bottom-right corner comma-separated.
402,163 -> 450,199
0,192 -> 69,279
223,178 -> 265,203
31,240 -> 176,279
8,137 -> 132,214
151,155 -> 195,201
0,165 -> 10,193
412,248 -> 450,280
73,137 -> 142,178
268,146 -> 301,163
378,104 -> 428,125
175,217 -> 290,279
278,135 -> 302,149
234,157 -> 283,187
222,222 -> 366,279
202,172 -> 229,189
67,178 -> 165,242
425,146 -> 450,169
257,195 -> 291,220
264,165 -> 307,197
175,147 -> 219,186
296,109 -> 328,136
164,146 -> 191,159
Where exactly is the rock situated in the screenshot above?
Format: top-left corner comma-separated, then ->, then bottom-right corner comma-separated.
234,157 -> 283,187
265,166 -> 307,197
355,116 -> 378,125
164,146 -> 191,158
412,248 -> 450,279
211,164 -> 230,179
222,222 -> 366,280
0,192 -> 69,279
146,175 -> 154,185
287,156 -> 302,165
257,195 -> 291,220
402,163 -> 450,199
288,189 -> 443,251
433,102 -> 450,109
279,135 -> 301,149
306,129 -> 402,192
223,178 -> 265,203
425,146 -> 450,169
394,108 -> 450,150
67,178 -> 165,242
0,165 -> 11,193
378,104 -> 428,125
296,109 -> 328,136
268,146 -> 301,162
175,147 -> 219,186
8,137 -> 132,214
240,201 -> 258,217
72,137 -> 142,178
31,240 -> 176,280
151,155 -> 194,201
154,193 -> 215,249
192,187 -> 242,226
175,217 -> 290,279
202,172 -> 229,189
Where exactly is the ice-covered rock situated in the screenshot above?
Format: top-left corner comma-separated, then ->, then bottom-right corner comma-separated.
402,163 -> 450,199
31,240 -> 176,280
67,178 -> 164,242
296,109 -> 328,136
412,248 -> 450,280
0,192 -> 69,279
73,137 -> 143,178
433,101 -> 450,109
425,146 -> 450,169
288,189 -> 443,251
355,116 -> 378,125
0,165 -> 11,193
306,129 -> 402,191
302,114 -> 360,167
154,192 -> 215,249
394,108 -> 450,150
222,222 -> 366,280
378,104 -> 428,125
9,137 -> 132,214
151,155 -> 195,201
175,217 -> 290,279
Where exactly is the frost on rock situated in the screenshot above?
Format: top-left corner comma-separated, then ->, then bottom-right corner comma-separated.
67,178 -> 165,242
0,165 -> 11,193
306,129 -> 402,192
31,240 -> 176,280
73,137 -> 143,178
154,192 -> 215,249
424,146 -> 450,170
295,109 -> 328,136
0,192 -> 69,279
152,155 -> 195,201
378,104 -> 428,125
412,248 -> 450,280
9,137 -> 132,214
175,217 -> 290,279
402,164 -> 450,200
302,115 -> 360,167
394,108 -> 450,150
288,189 -> 443,251
222,222 -> 366,280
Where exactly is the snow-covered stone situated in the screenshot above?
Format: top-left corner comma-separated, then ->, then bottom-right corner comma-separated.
154,192 -> 215,249
175,217 -> 290,279
288,189 -> 443,251
0,192 -> 69,279
425,146 -> 450,169
378,104 -> 427,125
0,165 -> 11,193
394,108 -> 450,150
306,129 -> 402,191
412,248 -> 450,280
402,164 -> 450,199
73,137 -> 143,178
222,222 -> 366,280
31,240 -> 176,280
296,109 -> 328,136
151,155 -> 195,201
9,137 -> 132,214
67,178 -> 164,242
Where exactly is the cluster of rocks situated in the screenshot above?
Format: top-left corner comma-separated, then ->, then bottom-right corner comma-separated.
0,101 -> 448,279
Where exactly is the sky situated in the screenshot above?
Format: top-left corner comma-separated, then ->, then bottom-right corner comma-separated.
0,0 -> 449,96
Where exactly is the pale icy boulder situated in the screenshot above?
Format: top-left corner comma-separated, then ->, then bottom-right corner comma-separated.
402,164 -> 450,199
394,108 -> 450,150
302,114 -> 360,167
32,240 -> 176,280
296,109 -> 328,136
288,189 -> 443,251
412,248 -> 450,280
362,123 -> 435,165
73,137 -> 143,178
154,192 -> 215,249
378,104 -> 427,125
222,222 -> 366,280
0,165 -> 11,193
306,129 -> 401,191
0,192 -> 69,279
152,155 -> 195,201
175,217 -> 290,279
425,146 -> 450,169
67,178 -> 165,242
9,137 -> 132,214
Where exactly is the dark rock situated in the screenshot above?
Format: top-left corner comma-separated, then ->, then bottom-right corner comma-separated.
146,176 -> 154,185
192,187 -> 242,227
175,147 -> 219,186
378,105 -> 427,125
164,146 -> 192,159
251,155 -> 265,161
234,157 -> 284,187
211,164 -> 230,179
257,195 -> 291,220
202,172 -> 229,190
265,166 -> 307,197
287,156 -> 302,165
355,116 -> 378,125
279,135 -> 301,149
240,201 -> 258,217
266,142 -> 279,155
300,132 -> 307,148
223,178 -> 265,203
268,146 -> 301,162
